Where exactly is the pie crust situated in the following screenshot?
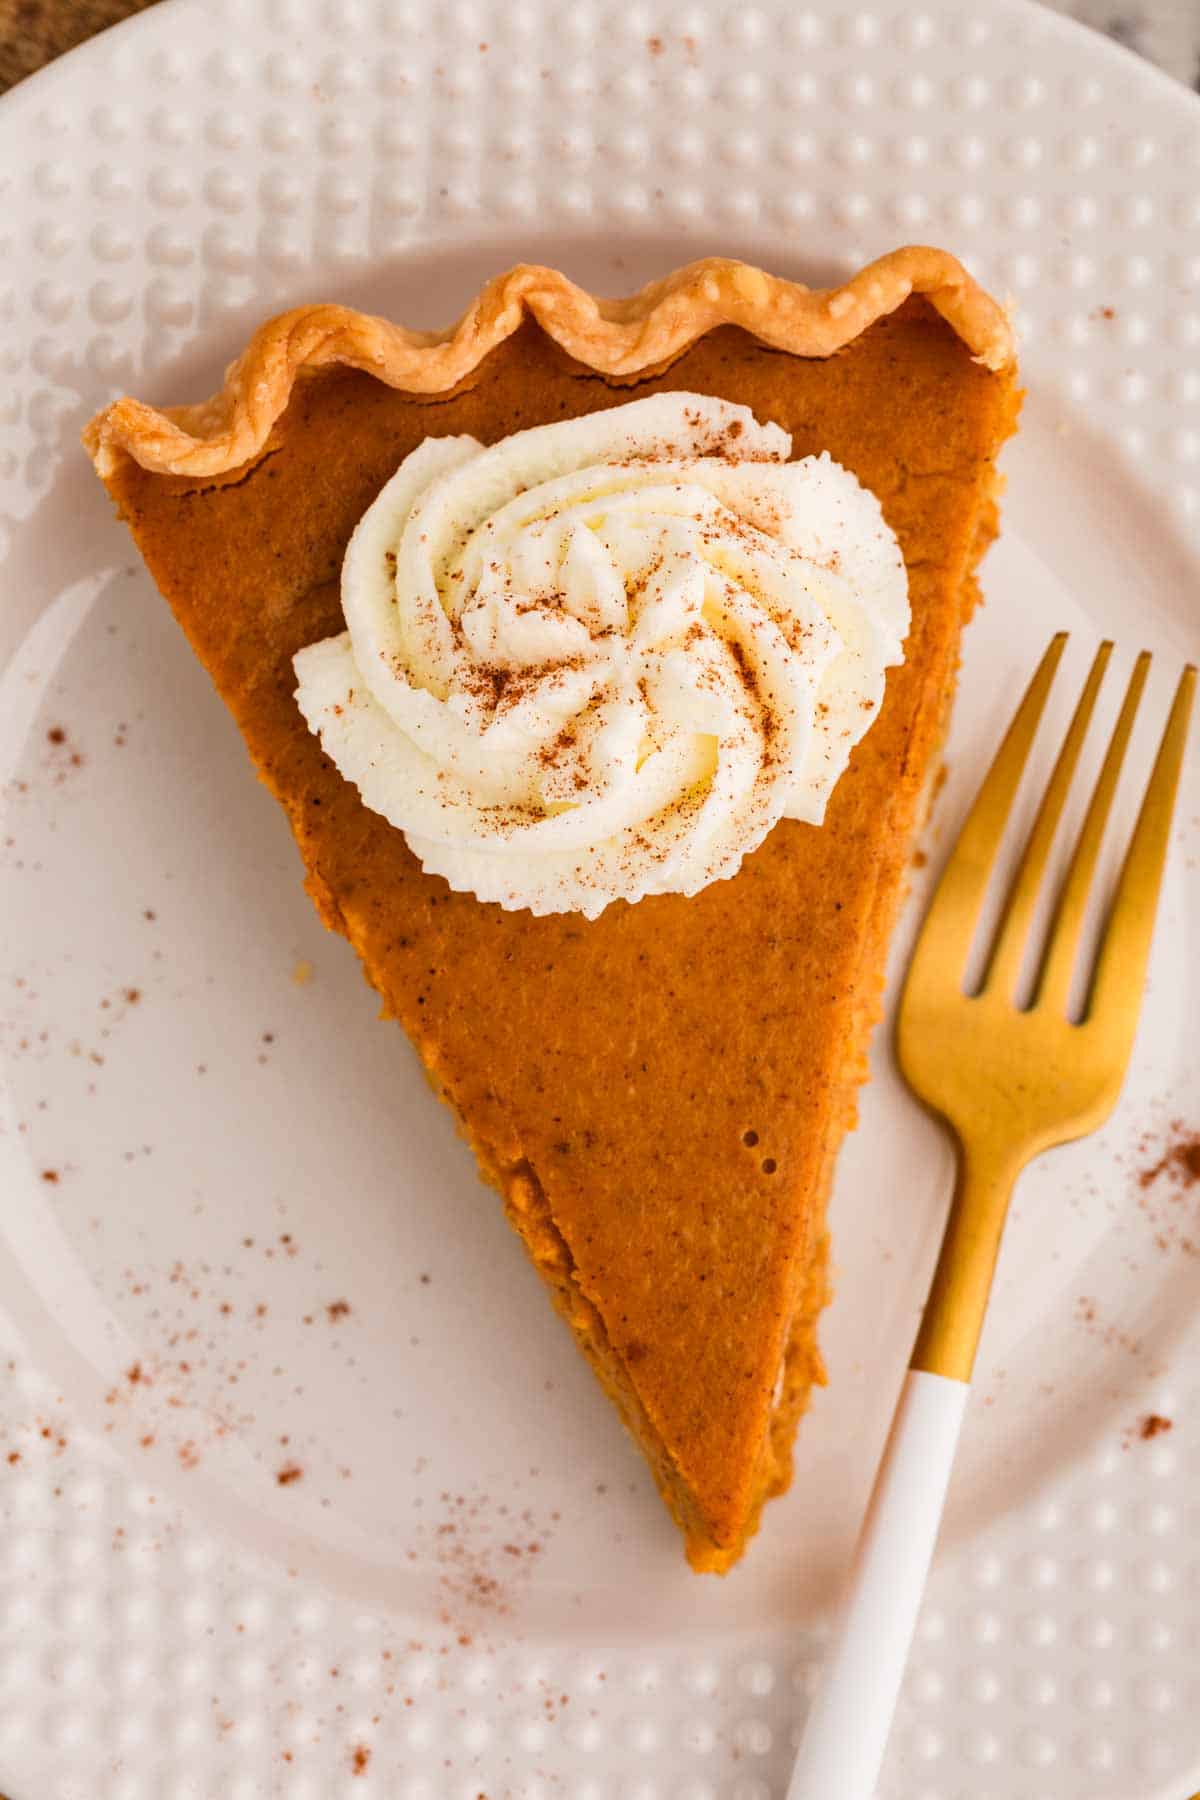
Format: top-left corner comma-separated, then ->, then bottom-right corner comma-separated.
85,246 -> 1014,480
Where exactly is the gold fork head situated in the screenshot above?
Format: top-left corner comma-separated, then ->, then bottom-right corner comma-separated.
899,636 -> 1195,1159
897,636 -> 1195,1381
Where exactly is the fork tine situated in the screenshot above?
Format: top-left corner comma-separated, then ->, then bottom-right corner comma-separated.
1036,650 -> 1152,1016
982,640 -> 1113,1002
905,632 -> 1068,991
1081,662 -> 1196,1030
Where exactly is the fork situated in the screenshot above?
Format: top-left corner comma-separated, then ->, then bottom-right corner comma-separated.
788,634 -> 1196,1800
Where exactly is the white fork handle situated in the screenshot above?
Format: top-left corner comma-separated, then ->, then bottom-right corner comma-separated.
787,1369 -> 970,1800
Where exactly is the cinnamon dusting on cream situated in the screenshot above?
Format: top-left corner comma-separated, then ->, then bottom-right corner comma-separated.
294,393 -> 908,915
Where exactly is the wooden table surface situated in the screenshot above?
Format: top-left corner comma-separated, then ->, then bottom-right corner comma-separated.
0,0 -> 159,93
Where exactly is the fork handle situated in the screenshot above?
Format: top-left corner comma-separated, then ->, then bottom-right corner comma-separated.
786,1369 -> 969,1800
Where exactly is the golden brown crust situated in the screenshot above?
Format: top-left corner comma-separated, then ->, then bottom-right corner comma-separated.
83,247 -> 1015,479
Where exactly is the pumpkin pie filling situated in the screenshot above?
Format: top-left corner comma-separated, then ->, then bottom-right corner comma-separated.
85,251 -> 1019,1571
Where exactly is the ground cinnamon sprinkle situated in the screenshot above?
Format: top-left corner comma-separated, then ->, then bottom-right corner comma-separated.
424,1489 -> 555,1631
350,1745 -> 371,1776
1134,1120 -> 1200,1256
1138,1127 -> 1200,1191
276,1462 -> 304,1486
1075,1295 -> 1142,1357
42,724 -> 85,781
1140,1414 -> 1173,1440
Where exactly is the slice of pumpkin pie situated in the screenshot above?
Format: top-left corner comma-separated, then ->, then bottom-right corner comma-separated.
84,248 -> 1019,1570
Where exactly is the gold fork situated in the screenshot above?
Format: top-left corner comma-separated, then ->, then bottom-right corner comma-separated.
789,635 -> 1196,1800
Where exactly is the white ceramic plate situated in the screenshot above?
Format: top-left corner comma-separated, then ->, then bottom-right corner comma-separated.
2,2 -> 1199,1795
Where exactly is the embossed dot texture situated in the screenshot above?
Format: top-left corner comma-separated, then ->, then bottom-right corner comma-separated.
2,4 -> 1200,1800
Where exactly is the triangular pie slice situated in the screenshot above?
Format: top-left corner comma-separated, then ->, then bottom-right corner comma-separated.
85,250 -> 1019,1571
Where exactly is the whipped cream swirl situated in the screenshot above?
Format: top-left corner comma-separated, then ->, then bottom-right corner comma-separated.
293,393 -> 908,917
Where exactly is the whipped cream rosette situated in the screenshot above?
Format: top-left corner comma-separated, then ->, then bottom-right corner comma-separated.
294,392 -> 908,917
